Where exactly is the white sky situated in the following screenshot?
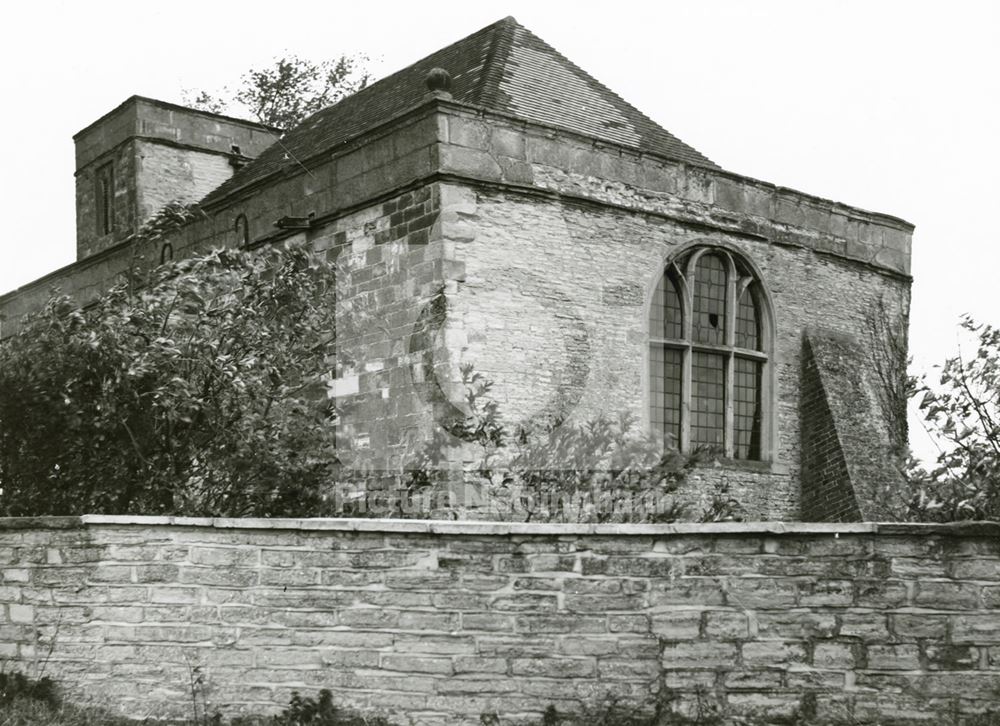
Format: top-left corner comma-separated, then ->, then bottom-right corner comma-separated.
1,1 -> 997,463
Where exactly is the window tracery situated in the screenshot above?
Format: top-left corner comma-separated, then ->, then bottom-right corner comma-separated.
649,246 -> 771,460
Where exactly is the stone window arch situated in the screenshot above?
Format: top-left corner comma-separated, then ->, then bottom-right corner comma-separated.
649,245 -> 773,461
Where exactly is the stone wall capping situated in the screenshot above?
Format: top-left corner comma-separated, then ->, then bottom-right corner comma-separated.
31,515 -> 995,538
770,185 -> 913,233
0,516 -> 84,530
72,95 -> 281,143
439,101 -> 914,233
79,514 -> 175,527
201,97 -> 450,213
876,521 -> 1000,537
185,91 -> 912,240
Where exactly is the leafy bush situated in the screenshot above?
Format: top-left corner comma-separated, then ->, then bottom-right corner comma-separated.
0,670 -> 57,709
909,315 -> 1000,521
403,363 -> 701,523
0,232 -> 701,521
0,244 -> 338,517
698,480 -> 747,523
0,671 -> 136,726
0,698 -> 136,726
5,671 -> 998,726
0,674 -> 397,726
482,693 -> 717,726
237,689 -> 393,726
499,412 -> 698,523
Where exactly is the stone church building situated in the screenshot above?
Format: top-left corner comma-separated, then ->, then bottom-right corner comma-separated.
0,17 -> 912,522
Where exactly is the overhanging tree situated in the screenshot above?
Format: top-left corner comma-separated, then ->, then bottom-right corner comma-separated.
910,315 -> 1000,521
184,54 -> 371,129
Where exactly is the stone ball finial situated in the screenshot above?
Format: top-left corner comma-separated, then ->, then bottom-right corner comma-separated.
425,67 -> 453,94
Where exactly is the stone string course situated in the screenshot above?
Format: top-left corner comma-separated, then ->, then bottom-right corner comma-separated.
1,517 -> 998,724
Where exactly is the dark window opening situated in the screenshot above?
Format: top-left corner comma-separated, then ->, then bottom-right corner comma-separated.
734,357 -> 762,459
96,163 -> 115,236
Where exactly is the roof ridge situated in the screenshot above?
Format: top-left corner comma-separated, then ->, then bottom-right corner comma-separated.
286,16 -> 516,132
476,16 -> 518,108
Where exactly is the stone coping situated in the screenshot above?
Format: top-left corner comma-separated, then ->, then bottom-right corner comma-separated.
0,515 -> 997,538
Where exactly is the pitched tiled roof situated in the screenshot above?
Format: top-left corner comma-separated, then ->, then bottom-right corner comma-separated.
201,17 -> 718,207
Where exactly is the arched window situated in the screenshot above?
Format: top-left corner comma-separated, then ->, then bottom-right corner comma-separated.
649,246 -> 771,460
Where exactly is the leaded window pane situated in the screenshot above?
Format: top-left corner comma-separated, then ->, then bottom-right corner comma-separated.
691,351 -> 725,449
650,248 -> 768,461
649,345 -> 683,446
649,271 -> 683,340
693,254 -> 726,345
735,286 -> 760,350
734,357 -> 762,459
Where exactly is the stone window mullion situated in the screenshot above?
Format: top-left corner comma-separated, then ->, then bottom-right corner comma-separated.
723,251 -> 737,458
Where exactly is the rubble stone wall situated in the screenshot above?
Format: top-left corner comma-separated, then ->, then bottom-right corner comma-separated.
1,517 -> 997,725
440,178 -> 909,519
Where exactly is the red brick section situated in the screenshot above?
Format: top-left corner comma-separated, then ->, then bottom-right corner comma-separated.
800,335 -> 863,522
2,517 -> 999,725
801,330 -> 907,521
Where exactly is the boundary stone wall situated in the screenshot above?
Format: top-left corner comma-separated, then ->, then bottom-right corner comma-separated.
1,517 -> 998,724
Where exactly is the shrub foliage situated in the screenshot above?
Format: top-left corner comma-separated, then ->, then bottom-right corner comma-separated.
0,245 -> 338,517
909,315 -> 1000,521
401,363 -> 701,523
